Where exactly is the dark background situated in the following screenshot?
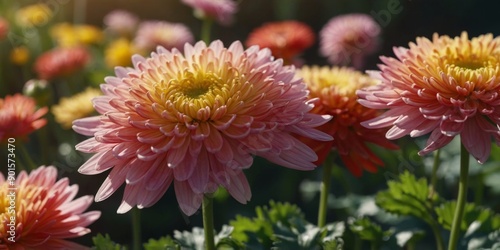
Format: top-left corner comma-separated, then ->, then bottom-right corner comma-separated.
3,0 -> 500,248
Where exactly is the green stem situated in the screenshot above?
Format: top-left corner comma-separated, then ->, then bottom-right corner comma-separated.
201,18 -> 213,44
429,149 -> 441,196
132,207 -> 141,250
447,143 -> 469,250
317,156 -> 333,228
430,221 -> 445,250
203,195 -> 216,250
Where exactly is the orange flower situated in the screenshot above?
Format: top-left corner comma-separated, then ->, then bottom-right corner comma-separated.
298,66 -> 398,176
0,94 -> 47,142
0,166 -> 100,248
246,20 -> 315,66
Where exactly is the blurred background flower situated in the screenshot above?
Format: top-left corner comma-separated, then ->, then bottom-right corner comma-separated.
319,13 -> 381,69
52,87 -> 101,129
181,0 -> 238,26
34,46 -> 91,80
0,94 -> 47,142
246,20 -> 315,66
0,166 -> 101,249
133,20 -> 194,53
103,9 -> 139,38
15,3 -> 53,27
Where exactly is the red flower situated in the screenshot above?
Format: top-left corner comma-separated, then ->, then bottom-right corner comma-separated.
0,94 -> 47,142
34,47 -> 90,80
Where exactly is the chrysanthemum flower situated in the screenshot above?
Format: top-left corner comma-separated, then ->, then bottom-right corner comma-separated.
15,3 -> 53,27
52,88 -> 101,129
50,23 -> 103,47
246,20 -> 315,66
103,9 -> 139,38
105,38 -> 138,68
297,66 -> 399,176
0,94 -> 47,142
320,14 -> 381,69
133,21 -> 194,53
357,32 -> 500,163
181,0 -> 237,26
0,17 -> 9,40
0,166 -> 101,249
34,46 -> 90,80
73,40 -> 332,215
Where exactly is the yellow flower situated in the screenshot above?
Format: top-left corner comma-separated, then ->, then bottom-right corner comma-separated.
105,38 -> 136,67
52,88 -> 101,128
10,46 -> 30,65
51,23 -> 103,47
15,3 -> 53,27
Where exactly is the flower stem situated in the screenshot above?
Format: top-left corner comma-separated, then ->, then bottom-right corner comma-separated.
203,195 -> 216,250
201,18 -> 213,44
317,156 -> 333,228
447,143 -> 469,250
429,149 -> 441,196
131,207 -> 141,250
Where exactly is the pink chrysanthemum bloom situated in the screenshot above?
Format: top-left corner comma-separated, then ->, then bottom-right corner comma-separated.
133,21 -> 194,53
181,0 -> 237,26
357,32 -> 500,163
0,17 -> 9,41
73,40 -> 332,215
0,94 -> 48,142
320,13 -> 381,69
246,20 -> 315,66
297,66 -> 399,176
103,9 -> 139,37
0,166 -> 101,249
34,46 -> 90,80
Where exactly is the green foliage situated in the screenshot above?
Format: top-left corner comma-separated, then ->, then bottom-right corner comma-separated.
92,233 -> 126,250
143,236 -> 180,250
375,171 -> 438,225
229,201 -> 306,249
348,217 -> 393,248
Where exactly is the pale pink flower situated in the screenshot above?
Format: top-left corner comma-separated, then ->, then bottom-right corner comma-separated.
133,21 -> 194,53
103,9 -> 139,37
181,0 -> 237,26
0,166 -> 101,249
357,32 -> 500,163
73,40 -> 332,216
320,13 -> 381,69
0,94 -> 48,142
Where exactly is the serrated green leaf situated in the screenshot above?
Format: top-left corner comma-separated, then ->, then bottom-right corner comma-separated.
143,236 -> 180,250
375,171 -> 437,225
435,201 -> 500,232
92,233 -> 126,250
348,217 -> 392,243
273,219 -> 322,250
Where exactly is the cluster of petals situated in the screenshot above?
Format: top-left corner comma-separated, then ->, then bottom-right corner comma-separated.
34,46 -> 90,80
357,32 -> 500,163
52,87 -> 101,129
133,21 -> 194,53
0,94 -> 47,142
0,166 -> 101,249
15,3 -> 52,27
246,20 -> 315,66
103,9 -> 139,37
50,23 -> 103,47
73,40 -> 332,216
181,0 -> 237,26
320,13 -> 381,69
298,66 -> 399,176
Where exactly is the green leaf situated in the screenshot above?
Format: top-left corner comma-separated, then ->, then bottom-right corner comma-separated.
348,217 -> 392,244
143,236 -> 180,250
435,201 -> 500,232
273,217 -> 322,249
173,227 -> 205,250
375,171 -> 437,225
229,201 -> 306,249
92,233 -> 126,250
